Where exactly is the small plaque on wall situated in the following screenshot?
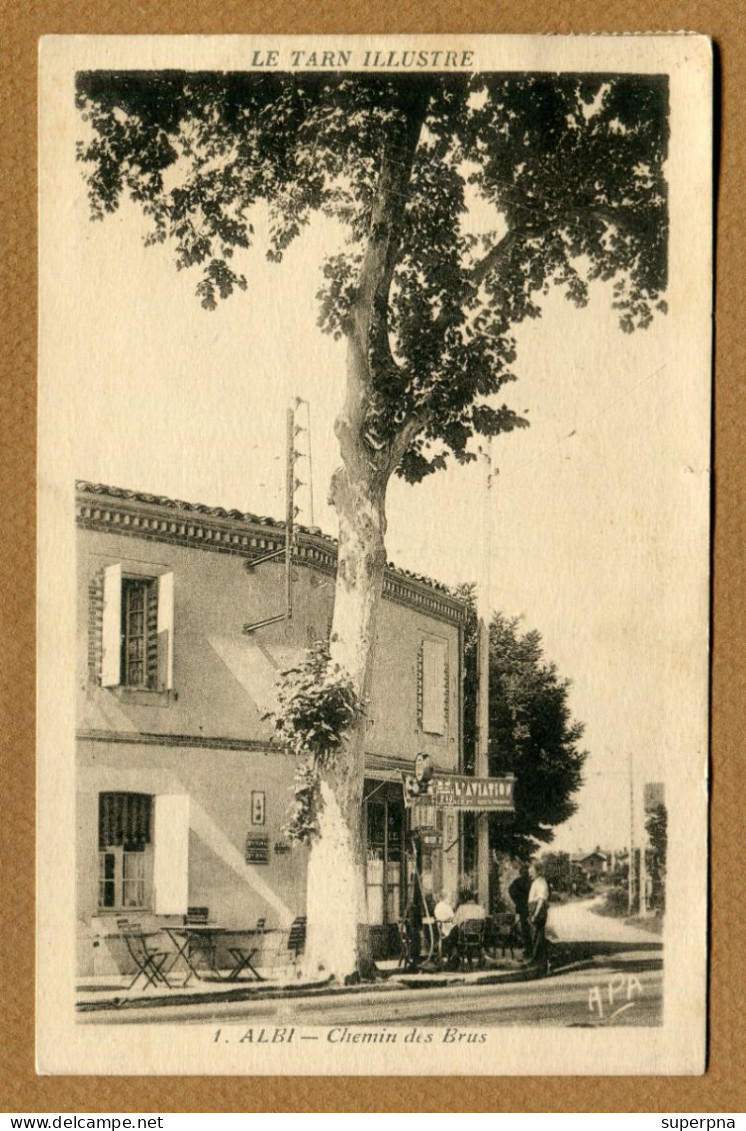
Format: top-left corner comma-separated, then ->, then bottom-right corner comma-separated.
245,834 -> 270,865
251,790 -> 266,825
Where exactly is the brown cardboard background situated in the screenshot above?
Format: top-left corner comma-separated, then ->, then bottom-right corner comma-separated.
1,0 -> 740,1114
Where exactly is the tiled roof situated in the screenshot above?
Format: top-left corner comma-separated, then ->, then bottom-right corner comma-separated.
75,480 -> 468,618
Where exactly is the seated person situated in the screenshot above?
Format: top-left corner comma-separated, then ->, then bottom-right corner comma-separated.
433,892 -> 455,962
442,888 -> 487,963
453,889 -> 487,926
433,892 -> 455,939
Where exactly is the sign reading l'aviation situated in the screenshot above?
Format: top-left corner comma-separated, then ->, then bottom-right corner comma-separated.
405,773 -> 515,811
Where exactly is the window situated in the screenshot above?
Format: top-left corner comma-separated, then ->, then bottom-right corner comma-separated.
417,638 -> 449,735
101,564 -> 174,690
122,577 -> 155,687
97,791 -> 190,914
98,792 -> 153,910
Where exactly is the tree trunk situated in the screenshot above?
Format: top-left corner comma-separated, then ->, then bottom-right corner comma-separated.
302,453 -> 388,980
302,91 -> 429,980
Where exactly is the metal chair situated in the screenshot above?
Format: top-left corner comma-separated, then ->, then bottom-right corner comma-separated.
287,916 -> 307,969
184,906 -> 210,924
490,912 -> 520,959
178,906 -> 218,979
397,919 -> 421,971
115,918 -> 171,990
224,918 -> 268,982
458,918 -> 487,969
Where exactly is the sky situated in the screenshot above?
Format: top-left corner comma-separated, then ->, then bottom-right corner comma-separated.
63,100 -> 707,857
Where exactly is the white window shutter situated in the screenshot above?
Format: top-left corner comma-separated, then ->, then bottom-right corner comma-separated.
422,639 -> 447,735
101,564 -> 122,687
153,794 -> 189,915
157,571 -> 174,691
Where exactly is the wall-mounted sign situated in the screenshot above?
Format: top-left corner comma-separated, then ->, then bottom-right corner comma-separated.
417,829 -> 443,849
245,834 -> 270,865
403,773 -> 515,812
251,790 -> 266,826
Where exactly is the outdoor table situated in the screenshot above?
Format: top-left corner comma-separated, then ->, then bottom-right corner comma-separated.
162,925 -> 267,985
102,929 -> 172,991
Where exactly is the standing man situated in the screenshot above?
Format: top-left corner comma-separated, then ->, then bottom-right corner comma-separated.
508,863 -> 532,957
527,860 -> 551,975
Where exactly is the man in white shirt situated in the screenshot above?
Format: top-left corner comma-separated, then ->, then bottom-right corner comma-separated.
527,862 -> 551,974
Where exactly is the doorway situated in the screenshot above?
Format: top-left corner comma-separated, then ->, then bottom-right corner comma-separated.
364,780 -> 405,958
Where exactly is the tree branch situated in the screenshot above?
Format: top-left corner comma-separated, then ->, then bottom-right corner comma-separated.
467,228 -> 523,288
464,197 -> 641,296
337,87 -> 431,473
384,408 -> 432,477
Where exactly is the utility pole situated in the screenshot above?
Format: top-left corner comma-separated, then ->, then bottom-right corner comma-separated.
295,398 -> 315,527
285,406 -> 295,621
628,751 -> 636,915
243,404 -> 297,633
476,440 -> 493,908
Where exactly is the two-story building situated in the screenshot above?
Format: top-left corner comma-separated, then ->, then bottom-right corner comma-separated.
75,481 -> 469,973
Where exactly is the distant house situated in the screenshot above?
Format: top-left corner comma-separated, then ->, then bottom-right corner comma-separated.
574,848 -> 610,880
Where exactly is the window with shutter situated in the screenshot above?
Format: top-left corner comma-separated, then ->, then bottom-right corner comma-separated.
156,570 -> 174,691
153,794 -> 190,916
419,638 -> 448,735
97,565 -> 174,690
101,564 -> 122,687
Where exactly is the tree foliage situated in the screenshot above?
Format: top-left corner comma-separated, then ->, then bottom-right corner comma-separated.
645,801 -> 668,910
75,67 -> 668,976
457,586 -> 587,858
76,69 -> 669,483
540,850 -> 573,893
264,641 -> 364,843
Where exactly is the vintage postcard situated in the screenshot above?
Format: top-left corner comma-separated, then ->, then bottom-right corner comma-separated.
37,33 -> 711,1076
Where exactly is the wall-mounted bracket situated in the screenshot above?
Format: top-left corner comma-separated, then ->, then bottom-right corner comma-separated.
243,612 -> 288,634
244,547 -> 285,571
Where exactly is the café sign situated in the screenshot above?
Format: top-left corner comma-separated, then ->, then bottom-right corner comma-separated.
403,772 -> 515,812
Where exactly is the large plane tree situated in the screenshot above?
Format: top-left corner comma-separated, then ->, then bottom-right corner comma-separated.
76,68 -> 668,979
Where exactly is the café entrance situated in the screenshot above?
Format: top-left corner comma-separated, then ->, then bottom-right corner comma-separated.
364,780 -> 405,959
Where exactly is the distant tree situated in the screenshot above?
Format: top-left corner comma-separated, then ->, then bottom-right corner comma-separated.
457,586 -> 587,860
541,850 -> 573,893
77,70 -> 666,979
646,802 -> 667,910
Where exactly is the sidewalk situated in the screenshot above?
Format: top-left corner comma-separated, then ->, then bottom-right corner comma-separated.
76,954 -> 532,1013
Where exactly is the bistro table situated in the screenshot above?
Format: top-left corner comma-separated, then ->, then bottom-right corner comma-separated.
162,924 -> 267,985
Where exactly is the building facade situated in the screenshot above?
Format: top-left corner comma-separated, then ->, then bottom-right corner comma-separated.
76,482 -> 469,973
